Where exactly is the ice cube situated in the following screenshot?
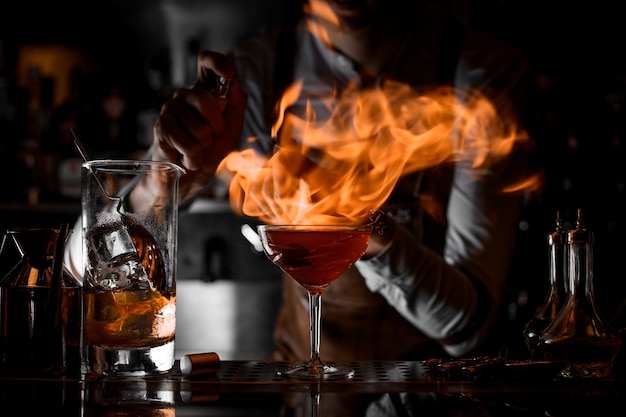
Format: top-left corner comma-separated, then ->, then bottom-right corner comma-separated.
88,222 -> 137,264
93,256 -> 154,291
87,222 -> 154,291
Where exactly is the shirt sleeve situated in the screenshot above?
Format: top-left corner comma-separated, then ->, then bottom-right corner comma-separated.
355,159 -> 524,357
355,29 -> 531,357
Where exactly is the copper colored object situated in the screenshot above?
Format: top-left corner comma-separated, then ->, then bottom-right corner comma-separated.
180,352 -> 221,376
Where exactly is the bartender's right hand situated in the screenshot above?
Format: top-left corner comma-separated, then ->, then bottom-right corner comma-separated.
153,50 -> 247,204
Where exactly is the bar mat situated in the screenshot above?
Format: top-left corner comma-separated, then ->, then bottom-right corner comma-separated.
216,361 -> 419,384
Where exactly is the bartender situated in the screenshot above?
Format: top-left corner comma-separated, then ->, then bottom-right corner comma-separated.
66,0 -> 536,362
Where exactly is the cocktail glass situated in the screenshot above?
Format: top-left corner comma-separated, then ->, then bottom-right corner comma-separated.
257,224 -> 371,380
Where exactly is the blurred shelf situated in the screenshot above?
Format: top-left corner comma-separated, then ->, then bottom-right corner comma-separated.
0,201 -> 81,229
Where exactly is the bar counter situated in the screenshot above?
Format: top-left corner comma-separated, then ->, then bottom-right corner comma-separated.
2,359 -> 626,416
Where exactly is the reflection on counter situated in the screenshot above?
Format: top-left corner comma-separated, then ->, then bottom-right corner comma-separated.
2,359 -> 626,417
86,379 -> 176,417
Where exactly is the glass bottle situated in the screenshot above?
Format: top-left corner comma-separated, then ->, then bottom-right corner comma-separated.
522,210 -> 567,359
537,209 -> 621,378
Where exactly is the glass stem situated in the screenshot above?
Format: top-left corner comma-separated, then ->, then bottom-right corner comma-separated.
310,392 -> 320,417
308,291 -> 323,369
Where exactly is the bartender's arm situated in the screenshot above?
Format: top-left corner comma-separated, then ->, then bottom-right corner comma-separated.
355,160 -> 524,357
64,51 -> 247,278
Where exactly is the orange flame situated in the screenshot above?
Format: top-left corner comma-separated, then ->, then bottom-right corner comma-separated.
216,78 -> 537,226
302,0 -> 336,49
215,1 -> 539,226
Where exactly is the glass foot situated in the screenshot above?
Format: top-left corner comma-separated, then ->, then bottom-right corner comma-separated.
276,362 -> 354,380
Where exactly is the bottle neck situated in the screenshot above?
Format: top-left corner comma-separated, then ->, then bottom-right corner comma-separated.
549,242 -> 567,290
568,241 -> 594,300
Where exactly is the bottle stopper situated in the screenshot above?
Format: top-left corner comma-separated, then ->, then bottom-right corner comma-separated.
180,352 -> 221,376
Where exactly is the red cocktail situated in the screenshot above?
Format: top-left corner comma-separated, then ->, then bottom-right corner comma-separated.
257,224 -> 371,379
260,226 -> 371,292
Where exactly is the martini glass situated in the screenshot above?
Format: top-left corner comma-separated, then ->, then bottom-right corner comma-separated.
257,224 -> 372,380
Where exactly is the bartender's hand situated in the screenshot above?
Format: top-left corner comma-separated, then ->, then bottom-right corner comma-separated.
363,210 -> 396,259
153,50 -> 247,204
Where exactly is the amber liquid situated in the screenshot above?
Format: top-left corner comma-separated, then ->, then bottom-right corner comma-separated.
84,287 -> 175,347
84,220 -> 175,348
260,227 -> 370,291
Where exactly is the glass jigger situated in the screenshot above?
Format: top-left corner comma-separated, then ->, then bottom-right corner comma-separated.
0,226 -> 80,376
81,160 -> 184,377
257,224 -> 371,380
